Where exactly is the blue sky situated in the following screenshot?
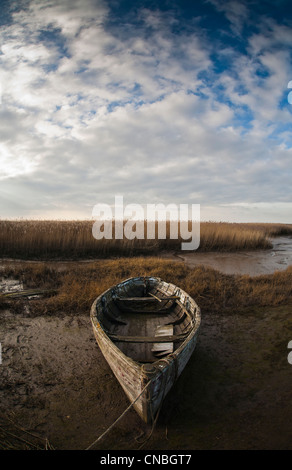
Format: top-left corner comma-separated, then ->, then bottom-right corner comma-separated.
0,0 -> 292,222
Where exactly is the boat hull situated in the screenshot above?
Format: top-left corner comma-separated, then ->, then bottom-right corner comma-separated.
90,277 -> 201,423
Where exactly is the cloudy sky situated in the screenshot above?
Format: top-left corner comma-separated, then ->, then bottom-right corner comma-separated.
0,0 -> 292,222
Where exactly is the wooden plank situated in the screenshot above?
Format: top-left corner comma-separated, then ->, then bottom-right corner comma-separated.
104,310 -> 127,325
148,292 -> 162,302
116,297 -> 157,302
115,309 -> 173,315
108,333 -> 187,343
152,325 -> 174,355
155,325 -> 173,336
166,312 -> 187,326
116,296 -> 180,302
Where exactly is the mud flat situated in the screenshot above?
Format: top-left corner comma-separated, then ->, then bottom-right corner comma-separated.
1,302 -> 292,450
164,237 -> 292,276
1,241 -> 292,450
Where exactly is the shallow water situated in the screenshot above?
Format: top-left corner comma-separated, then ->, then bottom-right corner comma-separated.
167,236 -> 292,276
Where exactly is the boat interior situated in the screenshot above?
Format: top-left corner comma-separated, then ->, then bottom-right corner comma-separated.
97,278 -> 195,363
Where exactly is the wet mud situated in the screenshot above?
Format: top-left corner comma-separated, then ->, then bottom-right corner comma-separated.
1,303 -> 292,450
1,240 -> 292,449
164,237 -> 292,276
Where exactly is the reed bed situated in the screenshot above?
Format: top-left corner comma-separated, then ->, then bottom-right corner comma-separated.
1,258 -> 291,316
1,220 -> 291,260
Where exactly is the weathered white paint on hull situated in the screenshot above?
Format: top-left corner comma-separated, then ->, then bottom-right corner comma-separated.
90,277 -> 201,423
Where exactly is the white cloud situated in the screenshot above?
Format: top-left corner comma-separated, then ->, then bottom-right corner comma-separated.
0,0 -> 291,221
208,0 -> 249,35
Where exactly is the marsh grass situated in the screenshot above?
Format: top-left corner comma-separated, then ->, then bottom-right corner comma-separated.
1,220 -> 291,260
1,258 -> 291,316
0,416 -> 53,450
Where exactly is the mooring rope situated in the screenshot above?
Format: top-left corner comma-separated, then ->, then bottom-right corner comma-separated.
85,380 -> 152,450
136,361 -> 172,449
136,396 -> 162,449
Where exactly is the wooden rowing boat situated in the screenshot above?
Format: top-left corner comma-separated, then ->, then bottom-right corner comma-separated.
90,276 -> 201,423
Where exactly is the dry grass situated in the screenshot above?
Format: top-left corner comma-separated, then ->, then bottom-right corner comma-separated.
1,220 -> 291,260
1,258 -> 292,316
244,223 -> 292,237
0,415 -> 53,450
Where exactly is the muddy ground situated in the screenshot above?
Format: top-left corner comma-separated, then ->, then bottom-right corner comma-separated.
1,298 -> 292,450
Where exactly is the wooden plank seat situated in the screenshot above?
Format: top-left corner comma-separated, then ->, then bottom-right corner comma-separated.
115,295 -> 180,301
112,309 -> 173,315
108,332 -> 188,343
